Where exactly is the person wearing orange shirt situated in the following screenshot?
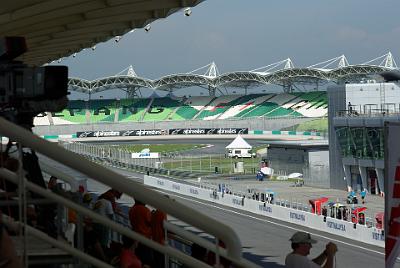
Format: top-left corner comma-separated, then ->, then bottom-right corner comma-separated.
151,208 -> 167,268
129,200 -> 153,267
120,236 -> 142,268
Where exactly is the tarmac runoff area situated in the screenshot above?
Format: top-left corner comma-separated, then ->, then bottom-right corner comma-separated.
186,178 -> 384,221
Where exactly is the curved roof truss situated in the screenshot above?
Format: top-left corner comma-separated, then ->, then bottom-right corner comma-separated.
69,64 -> 398,94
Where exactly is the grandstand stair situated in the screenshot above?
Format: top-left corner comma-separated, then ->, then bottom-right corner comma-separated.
216,94 -> 263,119
192,96 -> 216,120
235,94 -> 276,118
140,97 -> 154,121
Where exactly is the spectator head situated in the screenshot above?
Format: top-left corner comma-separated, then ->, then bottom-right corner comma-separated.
191,243 -> 207,261
290,232 -> 317,256
78,185 -> 85,193
83,193 -> 92,204
122,235 -> 137,249
135,199 -> 145,206
112,189 -> 123,199
48,176 -> 58,189
2,157 -> 19,172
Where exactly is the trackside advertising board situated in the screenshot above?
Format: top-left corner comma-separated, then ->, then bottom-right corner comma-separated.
168,128 -> 248,135
77,128 -> 248,138
131,152 -> 160,159
76,129 -> 165,138
385,122 -> 400,268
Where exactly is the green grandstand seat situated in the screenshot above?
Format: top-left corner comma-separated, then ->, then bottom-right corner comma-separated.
55,100 -> 87,124
142,97 -> 182,121
118,98 -> 151,122
88,99 -> 117,123
266,107 -> 302,117
239,102 -> 278,118
196,95 -> 250,119
170,106 -> 198,120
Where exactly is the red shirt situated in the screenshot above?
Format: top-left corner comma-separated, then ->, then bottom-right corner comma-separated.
120,249 -> 142,268
129,204 -> 152,239
151,210 -> 167,244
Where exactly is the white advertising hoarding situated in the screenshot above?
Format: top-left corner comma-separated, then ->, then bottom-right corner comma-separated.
131,152 -> 160,159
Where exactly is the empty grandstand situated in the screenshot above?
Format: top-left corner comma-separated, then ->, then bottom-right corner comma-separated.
38,92 -> 329,125
50,52 -> 398,127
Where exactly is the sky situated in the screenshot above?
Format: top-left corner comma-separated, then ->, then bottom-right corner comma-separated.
61,0 -> 400,99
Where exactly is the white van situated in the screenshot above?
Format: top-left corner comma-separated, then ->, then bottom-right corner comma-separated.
227,148 -> 256,158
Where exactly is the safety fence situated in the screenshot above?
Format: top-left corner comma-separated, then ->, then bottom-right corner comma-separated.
144,175 -> 385,248
59,141 -> 263,176
0,117 -> 259,268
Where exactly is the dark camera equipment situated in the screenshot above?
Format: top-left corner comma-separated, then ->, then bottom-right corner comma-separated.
0,37 -> 69,237
0,36 -> 69,128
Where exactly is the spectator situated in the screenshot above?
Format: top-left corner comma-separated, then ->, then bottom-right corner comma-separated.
343,207 -> 348,221
0,211 -> 22,268
129,200 -> 154,267
207,240 -> 231,268
82,193 -> 93,209
0,154 -> 19,219
47,176 -> 58,190
120,236 -> 142,268
151,203 -> 168,268
98,189 -> 123,214
191,243 -> 208,263
360,189 -> 367,204
321,206 -> 327,217
285,231 -> 337,268
37,175 -> 62,238
93,193 -> 114,250
83,218 -> 108,262
348,102 -> 353,115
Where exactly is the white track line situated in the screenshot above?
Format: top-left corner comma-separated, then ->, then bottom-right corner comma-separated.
156,189 -> 384,256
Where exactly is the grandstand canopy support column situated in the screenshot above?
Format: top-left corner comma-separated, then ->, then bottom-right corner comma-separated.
88,91 -> 92,107
126,86 -> 138,98
167,87 -> 174,98
208,86 -> 216,97
282,82 -> 293,93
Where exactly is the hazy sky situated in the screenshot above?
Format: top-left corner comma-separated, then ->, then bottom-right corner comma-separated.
61,0 -> 400,97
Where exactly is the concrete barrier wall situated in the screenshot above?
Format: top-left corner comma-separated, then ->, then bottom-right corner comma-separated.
144,175 -> 384,248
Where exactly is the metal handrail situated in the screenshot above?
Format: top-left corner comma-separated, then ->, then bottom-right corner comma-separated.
2,214 -> 113,268
39,160 -> 80,191
164,221 -> 259,268
0,117 -> 250,266
0,167 -> 211,268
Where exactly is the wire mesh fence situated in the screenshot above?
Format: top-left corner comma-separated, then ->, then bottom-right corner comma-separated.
59,141 -> 263,175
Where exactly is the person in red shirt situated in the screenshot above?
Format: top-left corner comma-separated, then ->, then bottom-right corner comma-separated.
120,236 -> 142,268
129,200 -> 152,238
151,208 -> 167,245
129,200 -> 154,267
151,208 -> 167,268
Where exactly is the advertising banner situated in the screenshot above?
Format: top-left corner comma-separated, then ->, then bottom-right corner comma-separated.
77,129 -> 165,138
131,152 -> 160,159
168,128 -> 248,135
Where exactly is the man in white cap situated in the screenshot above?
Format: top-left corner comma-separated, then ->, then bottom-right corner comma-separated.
285,231 -> 337,268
